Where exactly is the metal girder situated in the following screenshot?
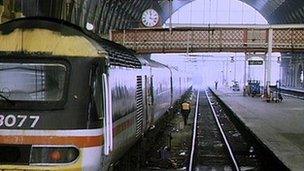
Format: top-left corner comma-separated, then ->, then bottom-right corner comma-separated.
105,0 -> 115,30
264,0 -> 304,24
121,1 -> 134,29
125,0 -> 141,29
3,0 -> 154,34
3,0 -> 304,35
83,0 -> 93,28
159,0 -> 195,23
100,0 -> 112,33
118,1 -> 130,29
96,0 -> 107,33
113,1 -> 125,29
110,25 -> 304,54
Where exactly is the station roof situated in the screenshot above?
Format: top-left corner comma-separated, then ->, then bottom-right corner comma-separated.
2,0 -> 304,34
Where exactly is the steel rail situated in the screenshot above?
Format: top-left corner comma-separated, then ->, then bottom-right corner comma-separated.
205,90 -> 240,171
188,90 -> 200,171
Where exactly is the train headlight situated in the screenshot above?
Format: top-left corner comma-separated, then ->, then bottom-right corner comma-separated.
49,150 -> 61,161
30,146 -> 79,165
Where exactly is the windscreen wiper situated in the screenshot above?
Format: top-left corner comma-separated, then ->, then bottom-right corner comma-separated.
0,93 -> 14,105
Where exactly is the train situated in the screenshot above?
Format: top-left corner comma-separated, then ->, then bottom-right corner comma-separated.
0,17 -> 191,170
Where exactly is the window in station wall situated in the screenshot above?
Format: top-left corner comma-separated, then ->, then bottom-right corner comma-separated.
164,0 -> 268,26
152,0 -> 282,88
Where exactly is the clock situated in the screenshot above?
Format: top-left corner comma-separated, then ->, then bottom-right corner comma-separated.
141,9 -> 159,27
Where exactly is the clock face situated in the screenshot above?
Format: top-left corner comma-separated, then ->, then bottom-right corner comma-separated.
141,9 -> 159,27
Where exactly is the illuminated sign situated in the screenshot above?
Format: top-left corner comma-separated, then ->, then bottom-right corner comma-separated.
248,60 -> 263,65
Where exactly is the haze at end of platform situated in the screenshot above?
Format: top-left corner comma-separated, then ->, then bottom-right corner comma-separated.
151,53 -> 281,90
151,0 -> 276,90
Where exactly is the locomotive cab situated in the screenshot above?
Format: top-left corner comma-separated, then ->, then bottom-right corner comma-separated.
0,58 -> 111,170
0,18 -> 112,170
0,17 -> 191,171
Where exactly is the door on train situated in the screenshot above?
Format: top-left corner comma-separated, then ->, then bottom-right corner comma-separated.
144,75 -> 154,129
89,61 -> 113,155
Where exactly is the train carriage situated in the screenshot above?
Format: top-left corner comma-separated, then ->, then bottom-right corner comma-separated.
0,17 -> 191,170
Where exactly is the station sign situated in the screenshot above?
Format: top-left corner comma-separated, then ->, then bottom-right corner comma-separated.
248,60 -> 263,65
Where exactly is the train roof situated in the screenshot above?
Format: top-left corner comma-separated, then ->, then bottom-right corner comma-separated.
0,17 -> 141,68
137,56 -> 170,69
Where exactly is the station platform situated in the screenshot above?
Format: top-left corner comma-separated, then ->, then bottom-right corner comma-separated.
280,86 -> 304,93
279,87 -> 304,100
211,87 -> 304,171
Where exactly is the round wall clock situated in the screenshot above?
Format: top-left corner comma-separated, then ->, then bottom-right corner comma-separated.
141,9 -> 159,27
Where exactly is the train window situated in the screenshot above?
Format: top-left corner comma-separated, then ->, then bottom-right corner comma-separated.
0,63 -> 66,102
93,74 -> 103,120
88,62 -> 104,127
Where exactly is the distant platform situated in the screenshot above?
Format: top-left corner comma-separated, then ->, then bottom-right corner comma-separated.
211,87 -> 304,171
279,87 -> 304,100
280,86 -> 304,93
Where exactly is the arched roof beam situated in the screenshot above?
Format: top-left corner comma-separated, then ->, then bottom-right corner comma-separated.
11,0 -> 304,34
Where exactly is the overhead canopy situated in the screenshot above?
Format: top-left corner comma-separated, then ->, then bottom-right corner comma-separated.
1,0 -> 304,34
239,0 -> 304,24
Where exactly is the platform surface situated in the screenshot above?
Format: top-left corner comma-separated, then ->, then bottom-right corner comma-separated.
280,86 -> 304,93
211,87 -> 304,171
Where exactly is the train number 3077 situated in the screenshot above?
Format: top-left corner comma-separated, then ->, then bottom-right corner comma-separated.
0,115 -> 39,128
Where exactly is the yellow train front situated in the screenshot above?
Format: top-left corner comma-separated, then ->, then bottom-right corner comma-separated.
0,17 -> 191,170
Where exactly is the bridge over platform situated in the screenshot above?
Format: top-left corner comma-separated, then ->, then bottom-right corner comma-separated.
111,24 -> 304,54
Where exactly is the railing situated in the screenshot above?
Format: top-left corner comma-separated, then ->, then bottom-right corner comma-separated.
110,25 -> 304,54
189,90 -> 200,171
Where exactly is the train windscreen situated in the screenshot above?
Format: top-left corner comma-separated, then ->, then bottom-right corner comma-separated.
0,63 -> 66,102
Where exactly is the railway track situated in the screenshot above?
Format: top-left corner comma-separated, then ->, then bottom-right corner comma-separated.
189,89 -> 288,171
115,89 -> 288,170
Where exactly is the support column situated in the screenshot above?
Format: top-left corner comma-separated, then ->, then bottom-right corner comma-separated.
225,56 -> 229,86
295,64 -> 299,88
263,54 -> 267,87
291,66 -> 294,87
243,54 -> 248,95
302,62 -> 304,88
243,54 -> 247,86
0,0 -> 4,24
266,28 -> 273,85
294,65 -> 297,87
234,56 -> 237,81
289,67 -> 292,87
281,67 -> 287,86
169,0 -> 173,34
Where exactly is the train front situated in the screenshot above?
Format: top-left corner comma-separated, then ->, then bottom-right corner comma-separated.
0,18 -> 108,170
